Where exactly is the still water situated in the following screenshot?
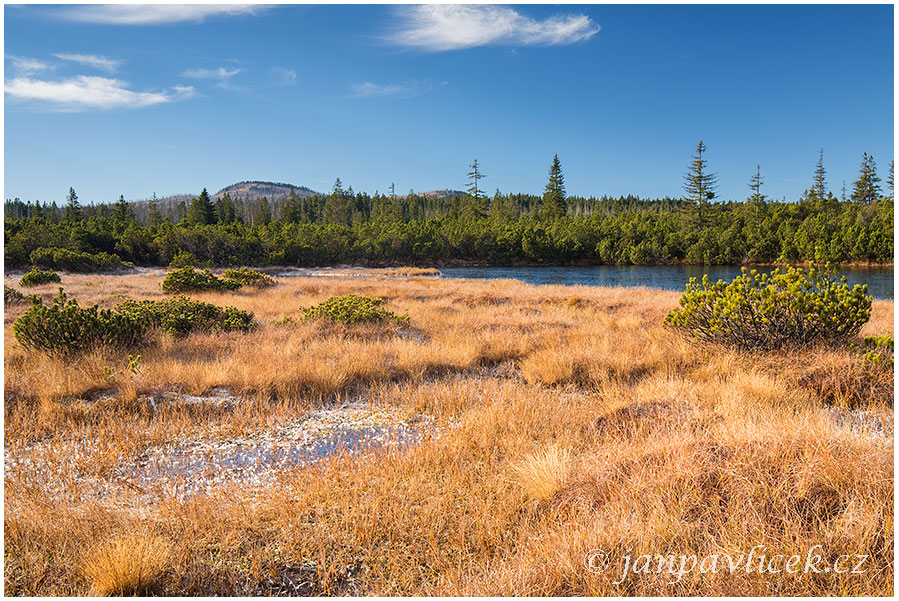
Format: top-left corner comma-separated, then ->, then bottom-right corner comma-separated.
439,265 -> 894,300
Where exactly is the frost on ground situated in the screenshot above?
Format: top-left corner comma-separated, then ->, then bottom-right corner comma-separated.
119,401 -> 436,499
5,395 -> 442,508
827,406 -> 894,443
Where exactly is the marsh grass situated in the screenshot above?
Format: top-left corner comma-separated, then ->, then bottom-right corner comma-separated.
82,532 -> 171,596
3,268 -> 894,595
512,444 -> 573,502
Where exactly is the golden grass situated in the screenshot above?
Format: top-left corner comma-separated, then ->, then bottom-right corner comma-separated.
82,532 -> 171,596
3,269 -> 894,595
512,444 -> 573,502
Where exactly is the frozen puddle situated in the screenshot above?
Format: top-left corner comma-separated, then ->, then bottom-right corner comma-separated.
827,406 -> 893,444
115,402 -> 435,498
90,386 -> 241,408
5,401 -> 442,507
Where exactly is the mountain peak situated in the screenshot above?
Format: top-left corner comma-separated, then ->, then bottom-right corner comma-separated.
213,181 -> 319,200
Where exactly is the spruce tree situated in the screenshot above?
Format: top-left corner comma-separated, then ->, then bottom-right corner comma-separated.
113,194 -> 133,223
254,197 -> 272,225
215,192 -> 237,223
324,178 -> 351,224
543,154 -> 567,218
147,193 -> 163,228
64,187 -> 81,222
887,160 -> 894,199
466,159 -> 485,201
812,148 -> 827,200
186,187 -> 215,225
683,140 -> 717,227
465,159 -> 488,219
281,189 -> 302,223
747,164 -> 766,203
850,153 -> 882,204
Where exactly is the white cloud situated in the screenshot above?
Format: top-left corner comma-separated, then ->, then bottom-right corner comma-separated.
271,67 -> 297,85
56,5 -> 268,26
53,53 -> 123,73
181,67 -> 243,90
351,79 -> 441,99
389,5 -> 599,51
181,67 -> 242,81
5,75 -> 196,111
6,55 -> 51,75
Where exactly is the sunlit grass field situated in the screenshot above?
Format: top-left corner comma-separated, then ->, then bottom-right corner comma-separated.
3,269 -> 893,595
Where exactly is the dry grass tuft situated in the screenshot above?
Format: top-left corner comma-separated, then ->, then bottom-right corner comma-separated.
81,532 -> 171,596
512,444 -> 573,502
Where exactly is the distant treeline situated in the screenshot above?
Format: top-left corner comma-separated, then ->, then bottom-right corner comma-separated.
4,149 -> 894,268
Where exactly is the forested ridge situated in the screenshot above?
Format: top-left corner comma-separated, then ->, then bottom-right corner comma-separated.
4,147 -> 893,269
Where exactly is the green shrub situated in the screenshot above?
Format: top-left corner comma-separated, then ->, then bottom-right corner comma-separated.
116,296 -> 256,336
302,294 -> 408,325
29,247 -> 131,272
664,266 -> 872,350
860,335 -> 894,368
223,267 -> 276,288
5,285 -> 26,306
13,289 -> 146,356
161,266 -> 242,293
19,268 -> 61,287
169,250 -> 199,268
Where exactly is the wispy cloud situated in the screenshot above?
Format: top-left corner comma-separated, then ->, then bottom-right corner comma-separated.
53,53 -> 122,73
181,67 -> 243,89
350,79 -> 444,99
5,75 -> 196,111
6,55 -> 52,75
389,5 -> 599,52
271,67 -> 297,85
56,5 -> 269,26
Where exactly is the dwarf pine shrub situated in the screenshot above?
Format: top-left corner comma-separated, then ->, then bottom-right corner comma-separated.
13,289 -> 146,356
302,294 -> 408,325
29,247 -> 130,272
161,266 -> 242,293
860,335 -> 894,368
664,266 -> 871,350
5,285 -> 26,305
19,268 -> 61,287
116,296 -> 256,336
168,250 -> 199,268
222,267 -> 276,288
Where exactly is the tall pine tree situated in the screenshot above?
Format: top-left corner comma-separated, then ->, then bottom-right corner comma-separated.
811,148 -> 827,200
113,194 -> 133,224
64,187 -> 81,222
254,197 -> 272,225
683,140 -> 717,227
747,164 -> 766,203
850,153 -> 882,204
324,178 -> 352,224
186,187 -> 215,225
147,193 -> 164,228
887,160 -> 894,199
465,159 -> 488,219
543,154 -> 567,218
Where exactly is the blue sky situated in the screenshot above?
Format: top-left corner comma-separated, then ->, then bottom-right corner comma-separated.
4,3 -> 894,205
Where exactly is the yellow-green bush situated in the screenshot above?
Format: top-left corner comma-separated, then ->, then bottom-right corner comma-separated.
5,285 -> 26,305
116,296 -> 256,336
665,266 -> 871,350
161,266 -> 242,293
19,268 -> 61,287
222,267 -> 275,288
29,247 -> 130,272
302,294 -> 408,325
13,289 -> 145,356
